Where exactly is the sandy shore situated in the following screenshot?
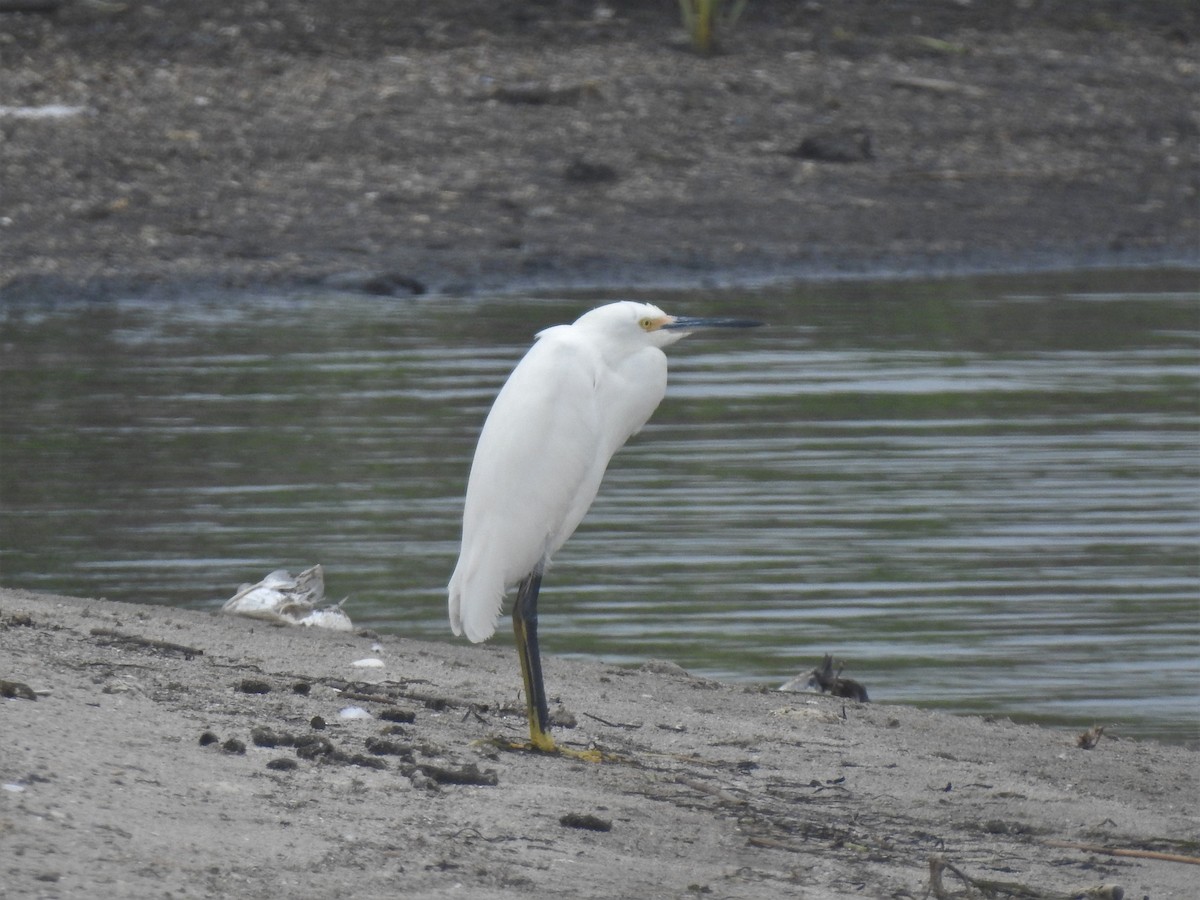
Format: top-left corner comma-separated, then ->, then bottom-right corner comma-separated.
2,588 -> 1196,899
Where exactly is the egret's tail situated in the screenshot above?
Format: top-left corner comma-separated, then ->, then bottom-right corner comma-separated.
448,563 -> 503,644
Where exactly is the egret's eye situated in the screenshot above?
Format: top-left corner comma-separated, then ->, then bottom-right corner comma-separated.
638,317 -> 654,331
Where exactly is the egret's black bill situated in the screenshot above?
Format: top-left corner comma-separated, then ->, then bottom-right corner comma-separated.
662,316 -> 764,330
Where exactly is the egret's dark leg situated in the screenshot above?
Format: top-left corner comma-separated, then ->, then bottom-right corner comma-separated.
512,571 -> 555,751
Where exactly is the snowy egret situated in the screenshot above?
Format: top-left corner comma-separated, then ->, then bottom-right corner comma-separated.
448,300 -> 761,753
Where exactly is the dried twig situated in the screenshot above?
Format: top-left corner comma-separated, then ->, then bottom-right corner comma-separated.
581,711 -> 642,730
1045,839 -> 1200,866
88,628 -> 203,659
924,855 -> 1124,899
890,75 -> 986,98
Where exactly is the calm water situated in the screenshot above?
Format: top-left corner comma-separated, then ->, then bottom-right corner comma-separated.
1,271 -> 1197,743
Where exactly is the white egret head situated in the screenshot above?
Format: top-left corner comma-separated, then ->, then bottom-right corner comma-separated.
569,299 -> 762,351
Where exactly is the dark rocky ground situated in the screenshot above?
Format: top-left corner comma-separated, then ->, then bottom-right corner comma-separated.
1,0 -> 1197,300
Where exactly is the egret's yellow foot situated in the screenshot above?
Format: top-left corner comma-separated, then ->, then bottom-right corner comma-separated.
490,735 -> 607,763
528,727 -> 557,754
557,745 -> 606,763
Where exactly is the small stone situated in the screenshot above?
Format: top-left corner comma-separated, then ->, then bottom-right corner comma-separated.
789,129 -> 873,163
560,812 -> 612,832
564,158 -> 619,185
379,707 -> 415,724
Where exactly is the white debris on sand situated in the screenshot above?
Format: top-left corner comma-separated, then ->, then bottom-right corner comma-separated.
220,564 -> 353,631
0,105 -> 87,119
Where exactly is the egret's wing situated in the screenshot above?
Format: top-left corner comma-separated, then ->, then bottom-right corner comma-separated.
449,330 -> 605,642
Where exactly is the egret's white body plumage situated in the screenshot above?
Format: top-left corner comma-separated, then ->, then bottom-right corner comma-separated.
449,301 -> 684,642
